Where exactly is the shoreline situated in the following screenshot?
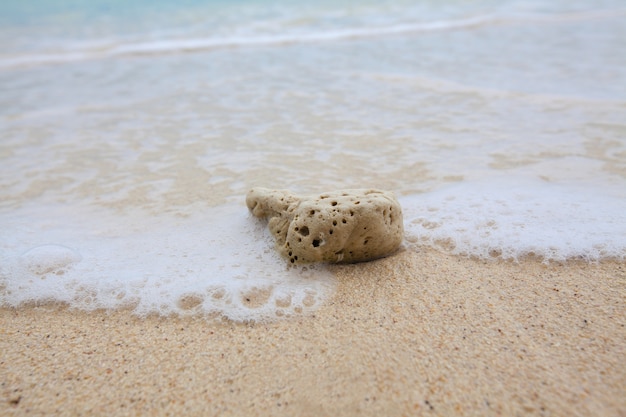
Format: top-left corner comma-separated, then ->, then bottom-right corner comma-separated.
2,249 -> 625,416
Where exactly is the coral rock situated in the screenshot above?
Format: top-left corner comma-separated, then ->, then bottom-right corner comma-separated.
246,188 -> 404,264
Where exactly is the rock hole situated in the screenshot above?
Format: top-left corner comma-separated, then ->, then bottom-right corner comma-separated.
309,210 -> 316,216
312,239 -> 320,248
349,211 -> 354,216
342,219 -> 347,224
332,220 -> 337,226
354,201 -> 360,205
298,226 -> 309,236
331,201 -> 337,206
329,230 -> 333,235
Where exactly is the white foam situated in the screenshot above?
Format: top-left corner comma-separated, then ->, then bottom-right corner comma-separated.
19,244 -> 82,276
1,180 -> 624,318
3,9 -> 622,70
0,203 -> 335,321
401,179 -> 626,262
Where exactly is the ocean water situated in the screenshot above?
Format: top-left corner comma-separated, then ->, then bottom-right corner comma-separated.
1,0 -> 625,321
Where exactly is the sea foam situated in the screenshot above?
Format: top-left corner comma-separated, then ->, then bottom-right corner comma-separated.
0,203 -> 334,321
402,179 -> 626,262
1,9 -> 621,70
1,180 -> 624,319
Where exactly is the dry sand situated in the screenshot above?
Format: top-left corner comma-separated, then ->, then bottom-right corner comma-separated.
1,249 -> 625,416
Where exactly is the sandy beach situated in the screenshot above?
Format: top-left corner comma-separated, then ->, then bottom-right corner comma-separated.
1,248 -> 624,416
2,0 -> 625,416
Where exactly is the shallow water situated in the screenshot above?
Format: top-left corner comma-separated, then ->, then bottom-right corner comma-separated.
1,0 -> 625,320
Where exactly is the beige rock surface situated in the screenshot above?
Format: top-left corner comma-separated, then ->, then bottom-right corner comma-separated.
246,187 -> 404,263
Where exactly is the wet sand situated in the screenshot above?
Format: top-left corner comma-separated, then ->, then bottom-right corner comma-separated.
1,249 -> 625,416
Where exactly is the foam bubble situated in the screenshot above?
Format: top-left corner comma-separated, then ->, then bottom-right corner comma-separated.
19,244 -> 82,276
401,179 -> 626,262
0,203 -> 335,321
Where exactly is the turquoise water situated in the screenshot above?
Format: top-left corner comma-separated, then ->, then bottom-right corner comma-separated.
1,0 -> 625,320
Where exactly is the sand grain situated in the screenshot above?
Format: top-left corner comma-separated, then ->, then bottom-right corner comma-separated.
1,250 -> 624,416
